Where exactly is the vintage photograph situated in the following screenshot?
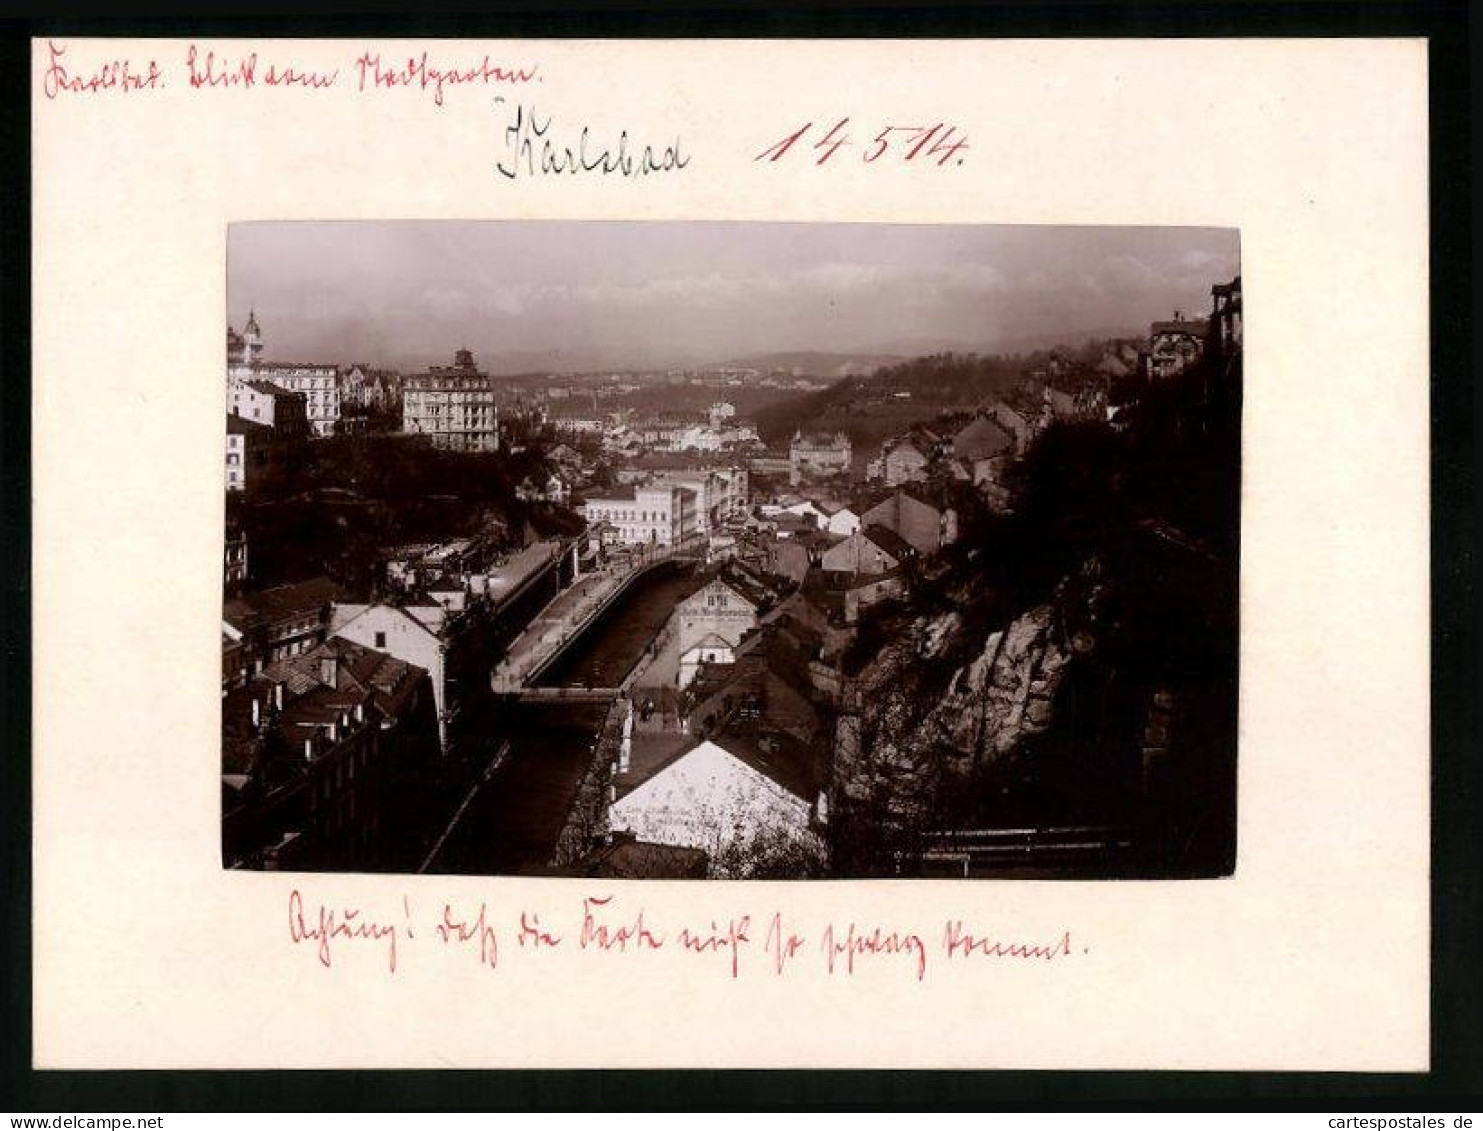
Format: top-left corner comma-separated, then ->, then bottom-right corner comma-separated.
220,221 -> 1242,881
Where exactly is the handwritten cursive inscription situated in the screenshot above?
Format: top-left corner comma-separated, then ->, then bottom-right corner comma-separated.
821,922 -> 928,982
282,889 -> 1086,982
677,916 -> 752,979
287,888 -> 401,973
42,40 -> 164,98
186,44 -> 338,91
434,901 -> 500,970
579,894 -> 666,952
494,100 -> 690,181
356,52 -> 537,107
942,922 -> 1078,963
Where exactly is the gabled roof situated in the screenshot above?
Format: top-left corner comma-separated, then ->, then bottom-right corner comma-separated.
862,524 -> 917,562
225,412 -> 273,437
688,576 -> 758,611
682,632 -> 735,655
222,653 -> 394,780
884,435 -> 930,459
952,415 -> 1014,458
224,577 -> 338,632
266,635 -> 429,721
335,600 -> 445,641
895,480 -> 953,513
242,379 -> 301,398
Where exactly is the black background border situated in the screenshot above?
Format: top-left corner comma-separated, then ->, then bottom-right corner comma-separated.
1,3 -> 1476,1111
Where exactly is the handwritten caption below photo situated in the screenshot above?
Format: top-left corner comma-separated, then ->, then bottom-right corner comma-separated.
287,890 -> 1086,982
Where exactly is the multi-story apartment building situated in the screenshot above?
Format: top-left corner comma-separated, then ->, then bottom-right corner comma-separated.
402,348 -> 499,452
221,637 -> 439,872
226,311 -> 341,436
252,363 -> 341,437
585,484 -> 696,547
656,466 -> 749,531
223,577 -> 340,669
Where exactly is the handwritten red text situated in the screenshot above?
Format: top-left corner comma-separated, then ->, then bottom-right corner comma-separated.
434,901 -> 500,970
821,922 -> 927,981
942,922 -> 1077,963
287,888 -> 401,974
43,40 -> 163,98
356,51 -> 537,107
579,895 -> 665,953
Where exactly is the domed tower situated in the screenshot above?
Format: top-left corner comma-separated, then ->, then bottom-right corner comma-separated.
243,309 -> 264,367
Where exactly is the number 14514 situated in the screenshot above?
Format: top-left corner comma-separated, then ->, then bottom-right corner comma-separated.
755,119 -> 969,166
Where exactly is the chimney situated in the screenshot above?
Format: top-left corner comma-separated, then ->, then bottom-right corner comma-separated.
319,655 -> 338,689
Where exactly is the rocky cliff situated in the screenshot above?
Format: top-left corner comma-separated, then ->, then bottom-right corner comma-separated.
833,556 -> 1111,825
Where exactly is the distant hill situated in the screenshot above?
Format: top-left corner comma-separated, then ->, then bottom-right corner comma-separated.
750,338 -> 1136,455
884,329 -> 1142,359
752,353 -> 1019,451
724,331 -> 1141,377
715,350 -> 906,377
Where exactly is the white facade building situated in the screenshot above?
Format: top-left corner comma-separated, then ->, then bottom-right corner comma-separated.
402,349 -> 499,452
330,603 -> 453,751
822,504 -> 861,537
675,577 -> 759,654
584,485 -> 695,547
677,634 -> 736,690
252,364 -> 341,437
609,738 -> 820,877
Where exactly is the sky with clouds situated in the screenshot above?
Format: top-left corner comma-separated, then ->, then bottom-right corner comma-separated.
228,221 -> 1239,373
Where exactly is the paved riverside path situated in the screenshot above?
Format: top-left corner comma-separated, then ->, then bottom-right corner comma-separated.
491,570 -> 625,690
532,564 -> 705,689
491,538 -> 706,692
